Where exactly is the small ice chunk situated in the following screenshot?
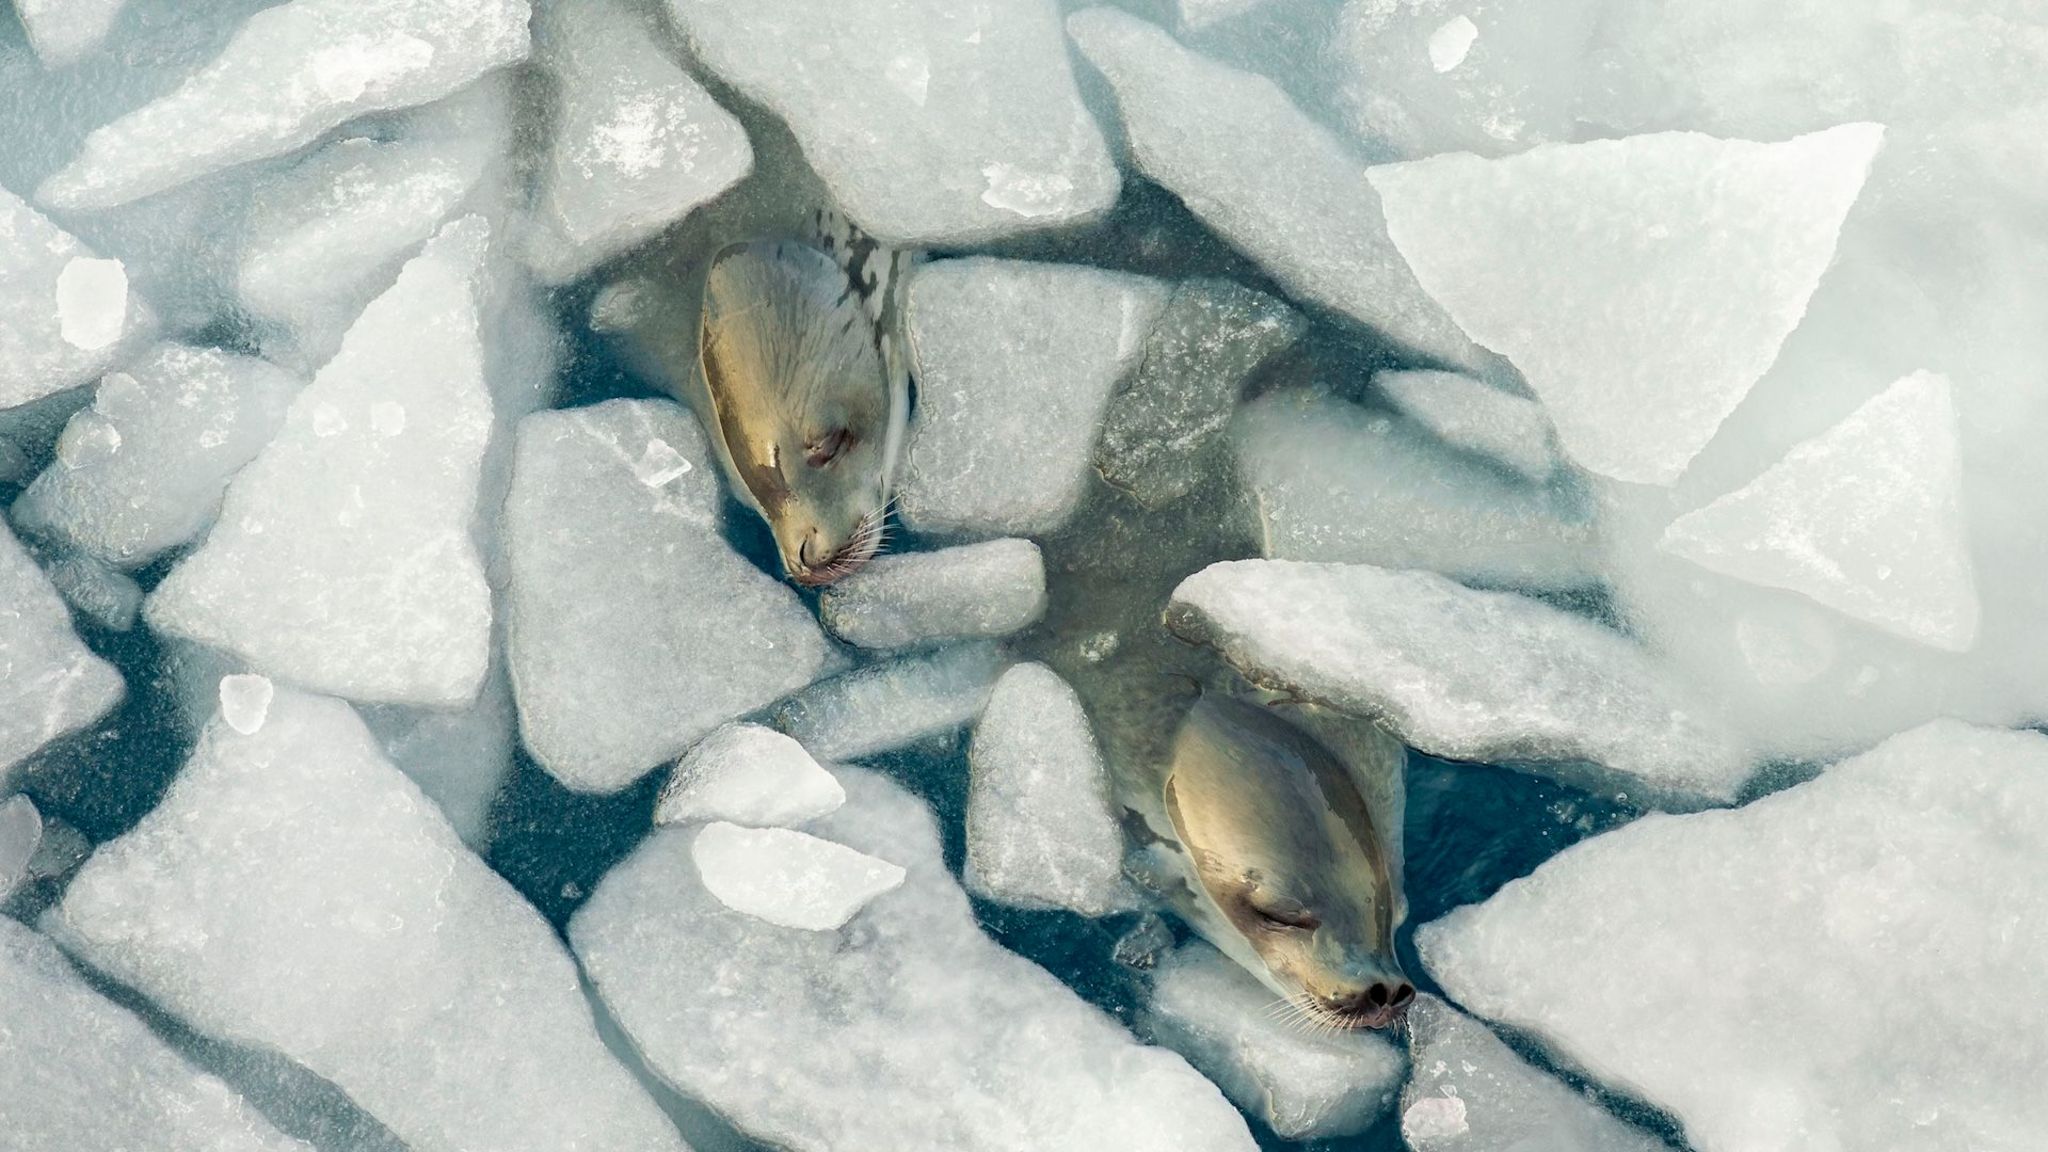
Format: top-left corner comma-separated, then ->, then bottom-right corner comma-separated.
572,766 -> 1258,1151
1660,371 -> 1977,651
632,437 -> 692,486
1426,15 -> 1479,73
1419,720 -> 2048,1152
1367,122 -> 1885,483
1175,0 -> 1276,33
1066,9 -> 1481,369
692,821 -> 905,931
217,674 -> 275,735
0,794 -> 42,904
820,538 -> 1047,650
1234,388 -> 1597,591
1168,560 -> 1754,806
145,219 -> 497,708
1401,995 -> 1666,1152
900,258 -> 1169,536
505,399 -> 830,792
965,663 -> 1128,916
1373,368 -> 1560,483
1147,943 -> 1405,1140
359,659 -> 519,849
525,0 -> 752,283
14,0 -> 130,67
52,687 -> 685,1152
38,547 -> 144,631
13,344 -> 301,568
36,0 -> 533,212
1,187 -> 151,410
1095,279 -> 1305,510
656,723 -> 845,828
773,641 -> 1007,763
0,521 -> 124,790
0,919 -> 311,1152
668,0 -> 1117,244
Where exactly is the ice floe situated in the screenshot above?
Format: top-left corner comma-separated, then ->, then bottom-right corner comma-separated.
1373,368 -> 1559,484
0,520 -> 124,790
654,722 -> 846,829
12,0 -> 130,68
691,820 -> 905,931
820,538 -> 1047,650
1,185 -> 151,411
0,793 -> 41,904
773,641 -> 1007,763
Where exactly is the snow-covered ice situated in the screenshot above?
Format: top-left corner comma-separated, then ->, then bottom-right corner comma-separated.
13,344 -> 301,568
692,820 -> 906,931
773,641 -> 1007,763
525,0 -> 751,284
52,687 -> 685,1152
1066,8 -> 1481,370
1401,995 -> 1667,1152
0,793 -> 40,904
1373,369 -> 1559,484
655,722 -> 846,829
1233,388 -> 1596,591
667,0 -> 1117,244
0,919 -> 312,1152
36,0 -> 532,212
504,399 -> 829,792
965,663 -> 1127,917
820,538 -> 1047,650
1147,942 -> 1405,1140
0,520 -> 124,790
1419,720 -> 2048,1152
573,765 -> 1258,1152
1095,279 -> 1304,510
1367,123 -> 1884,484
1660,370 -> 1977,651
145,218 -> 496,707
1,185 -> 151,411
360,658 -> 518,848
900,257 -> 1167,537
12,0 -> 130,68
1168,560 -> 1754,805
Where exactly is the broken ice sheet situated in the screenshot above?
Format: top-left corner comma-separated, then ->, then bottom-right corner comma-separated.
772,641 -> 1007,763
691,821 -> 905,931
819,538 -> 1047,650
13,0 -> 131,68
1373,368 -> 1560,484
0,794 -> 41,905
655,723 -> 845,829
0,519 -> 125,791
1,185 -> 153,411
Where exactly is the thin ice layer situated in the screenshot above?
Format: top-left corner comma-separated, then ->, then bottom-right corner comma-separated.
0,520 -> 124,789
14,0 -> 131,67
900,258 -> 1168,536
773,641 -> 1007,763
1168,560 -> 1753,806
691,821 -> 905,931
655,723 -> 845,828
37,0 -> 532,212
51,687 -> 685,1152
820,538 -> 1047,650
504,399 -> 829,792
1373,369 -> 1559,484
666,0 -> 1117,244
1367,123 -> 1884,483
573,765 -> 1258,1152
0,794 -> 41,903
1066,8 -> 1480,369
145,218 -> 496,707
1419,720 -> 2048,1152
1,185 -> 150,410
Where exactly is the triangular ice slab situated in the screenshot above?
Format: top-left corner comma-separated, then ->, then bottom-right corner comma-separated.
1367,122 -> 1884,484
1660,371 -> 1978,651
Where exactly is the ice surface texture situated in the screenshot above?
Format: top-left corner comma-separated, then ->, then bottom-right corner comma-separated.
655,723 -> 845,828
1168,560 -> 1752,805
1,185 -> 151,410
0,520 -> 124,789
773,641 -> 1006,763
146,218 -> 496,707
1421,720 -> 2048,1152
505,398 -> 828,792
574,765 -> 1258,1152
667,0 -> 1117,244
692,821 -> 906,931
13,0 -> 130,67
1374,369 -> 1559,484
819,538 -> 1047,650
0,794 -> 41,904
52,687 -> 684,1152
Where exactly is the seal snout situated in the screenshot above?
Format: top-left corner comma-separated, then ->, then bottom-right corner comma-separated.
1315,976 -> 1415,1030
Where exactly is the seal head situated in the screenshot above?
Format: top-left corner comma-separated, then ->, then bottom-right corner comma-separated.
1160,694 -> 1413,1030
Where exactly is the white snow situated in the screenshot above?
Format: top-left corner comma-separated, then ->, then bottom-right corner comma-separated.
692,821 -> 906,931
666,0 -> 1117,244
12,344 -> 301,569
1147,942 -> 1406,1140
1367,122 -> 1884,484
773,641 -> 1007,763
524,0 -> 752,283
13,0 -> 130,67
1,186 -> 150,411
504,399 -> 830,792
819,538 -> 1047,650
54,257 -> 129,350
1066,8 -> 1481,370
1167,560 -> 1754,806
1373,368 -> 1559,484
655,723 -> 846,829
1660,370 -> 1977,651
572,765 -> 1258,1152
1427,16 -> 1479,73
1233,388 -> 1597,591
0,919 -> 312,1152
144,218 -> 496,707
0,793 -> 40,904
36,0 -> 532,212
0,520 -> 124,791
964,663 -> 1128,917
901,258 -> 1167,536
1419,719 -> 2048,1152
1401,995 -> 1667,1152
216,674 -> 275,736
51,687 -> 685,1152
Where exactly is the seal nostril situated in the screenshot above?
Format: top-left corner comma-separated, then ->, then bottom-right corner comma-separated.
1366,983 -> 1390,1008
797,531 -> 823,568
1392,982 -> 1415,1008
